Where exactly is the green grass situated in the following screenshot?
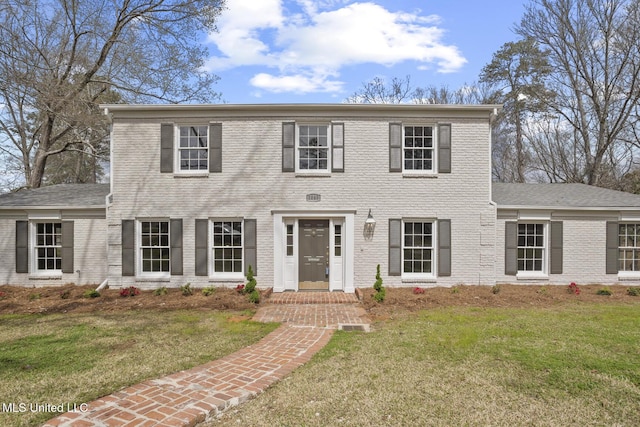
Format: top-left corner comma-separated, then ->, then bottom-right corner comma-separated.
0,310 -> 278,427
211,304 -> 640,426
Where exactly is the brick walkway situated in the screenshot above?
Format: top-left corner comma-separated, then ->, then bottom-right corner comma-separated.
43,292 -> 370,427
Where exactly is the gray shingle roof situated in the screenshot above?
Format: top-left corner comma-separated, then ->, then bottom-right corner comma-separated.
492,183 -> 640,209
0,184 -> 109,208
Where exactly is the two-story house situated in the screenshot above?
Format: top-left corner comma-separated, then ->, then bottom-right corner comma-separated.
2,103 -> 640,290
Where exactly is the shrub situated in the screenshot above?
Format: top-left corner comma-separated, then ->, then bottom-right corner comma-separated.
627,287 -> 640,296
235,284 -> 245,294
492,284 -> 501,294
413,287 -> 425,294
28,293 -> 41,301
120,286 -> 140,297
244,265 -> 257,294
202,286 -> 216,296
372,264 -> 385,302
180,283 -> 193,296
567,282 -> 581,295
60,290 -> 71,299
597,287 -> 612,296
248,289 -> 260,304
0,291 -> 6,300
451,285 -> 460,294
153,286 -> 168,296
83,289 -> 100,298
537,286 -> 548,295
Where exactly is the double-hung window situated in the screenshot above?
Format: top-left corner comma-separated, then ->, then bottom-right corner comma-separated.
139,221 -> 170,274
34,222 -> 62,272
178,125 -> 208,172
211,220 -> 243,275
403,221 -> 434,276
404,125 -> 434,172
618,223 -> 640,272
297,125 -> 330,172
517,223 -> 546,273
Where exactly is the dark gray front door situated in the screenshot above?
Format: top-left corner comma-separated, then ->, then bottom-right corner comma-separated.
299,219 -> 329,290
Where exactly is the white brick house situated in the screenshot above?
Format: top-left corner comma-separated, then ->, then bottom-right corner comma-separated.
2,103 -> 640,289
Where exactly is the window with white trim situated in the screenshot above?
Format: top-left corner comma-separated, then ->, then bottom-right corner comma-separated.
403,221 -> 434,275
517,223 -> 545,273
35,222 -> 62,272
618,223 -> 640,272
297,125 -> 330,172
140,221 -> 170,273
178,125 -> 208,172
212,220 -> 243,274
404,125 -> 434,172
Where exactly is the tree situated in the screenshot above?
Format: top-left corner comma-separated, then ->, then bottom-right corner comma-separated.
517,0 -> 640,187
345,75 -> 414,104
0,0 -> 225,190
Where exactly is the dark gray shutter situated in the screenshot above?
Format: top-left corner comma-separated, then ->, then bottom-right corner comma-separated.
550,221 -> 563,274
195,219 -> 208,276
332,122 -> 344,172
244,218 -> 257,276
282,122 -> 295,172
389,218 -> 402,275
122,220 -> 135,276
170,219 -> 183,275
606,221 -> 619,274
505,222 -> 518,275
438,219 -> 451,276
15,221 -> 28,273
389,123 -> 402,172
209,123 -> 222,173
61,221 -> 74,274
438,123 -> 451,173
160,123 -> 174,173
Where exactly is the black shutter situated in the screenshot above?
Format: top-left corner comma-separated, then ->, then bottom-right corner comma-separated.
195,219 -> 208,276
209,123 -> 222,173
160,123 -> 174,173
550,221 -> 563,274
505,222 -> 517,275
389,218 -> 402,275
61,221 -> 74,274
606,221 -> 619,274
170,219 -> 183,275
282,122 -> 295,172
389,123 -> 402,172
122,220 -> 135,276
15,221 -> 28,273
244,219 -> 257,275
438,123 -> 451,173
438,219 -> 451,276
332,122 -> 344,172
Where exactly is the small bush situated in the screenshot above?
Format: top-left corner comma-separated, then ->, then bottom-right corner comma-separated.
451,285 -> 460,294
236,284 -> 245,294
567,282 -> 581,295
120,286 -> 140,297
373,287 -> 386,302
597,287 -> 612,296
28,293 -> 41,301
537,286 -> 548,295
60,290 -> 71,299
0,291 -> 6,299
627,287 -> 640,296
492,284 -> 501,294
83,289 -> 100,298
248,289 -> 260,304
413,287 -> 425,294
202,286 -> 216,296
153,286 -> 168,296
372,264 -> 385,302
180,283 -> 193,296
244,265 -> 257,294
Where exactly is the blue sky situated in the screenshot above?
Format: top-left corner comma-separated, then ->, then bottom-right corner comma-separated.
205,0 -> 528,103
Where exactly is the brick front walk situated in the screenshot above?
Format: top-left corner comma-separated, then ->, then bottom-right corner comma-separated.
43,292 -> 370,427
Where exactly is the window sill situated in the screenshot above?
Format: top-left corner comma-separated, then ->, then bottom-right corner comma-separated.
295,172 -> 331,177
173,173 -> 209,178
617,273 -> 640,281
401,276 -> 437,283
29,274 -> 62,280
135,276 -> 171,282
516,273 -> 549,281
402,172 -> 438,178
209,275 -> 245,283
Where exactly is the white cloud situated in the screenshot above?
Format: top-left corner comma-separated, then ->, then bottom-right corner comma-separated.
206,0 -> 467,94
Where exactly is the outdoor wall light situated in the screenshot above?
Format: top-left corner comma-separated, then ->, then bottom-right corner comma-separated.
364,209 -> 376,240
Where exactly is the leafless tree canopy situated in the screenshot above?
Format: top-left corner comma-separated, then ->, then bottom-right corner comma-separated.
0,0 -> 225,190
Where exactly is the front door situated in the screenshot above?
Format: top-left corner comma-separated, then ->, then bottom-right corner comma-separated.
298,219 -> 329,290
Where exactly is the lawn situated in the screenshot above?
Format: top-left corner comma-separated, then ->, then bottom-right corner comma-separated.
211,303 -> 640,426
0,310 -> 278,427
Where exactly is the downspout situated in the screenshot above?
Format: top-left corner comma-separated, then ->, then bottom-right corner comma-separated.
95,106 -> 114,293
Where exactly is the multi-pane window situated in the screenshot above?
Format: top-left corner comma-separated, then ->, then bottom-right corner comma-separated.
286,224 -> 294,256
335,224 -> 342,256
298,125 -> 329,171
35,223 -> 62,271
212,221 -> 243,273
404,126 -> 434,171
618,224 -> 640,271
403,221 -> 433,274
140,221 -> 170,273
517,223 -> 545,272
178,126 -> 208,171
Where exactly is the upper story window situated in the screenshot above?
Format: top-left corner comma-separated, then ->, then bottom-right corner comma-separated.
404,125 -> 434,172
517,223 -> 546,273
297,125 -> 330,172
35,222 -> 62,272
178,126 -> 208,172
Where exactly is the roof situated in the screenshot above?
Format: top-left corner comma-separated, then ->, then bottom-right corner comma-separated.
492,183 -> 640,209
0,184 -> 109,209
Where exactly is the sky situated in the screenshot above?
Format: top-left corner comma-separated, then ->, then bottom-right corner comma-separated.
204,0 -> 529,104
